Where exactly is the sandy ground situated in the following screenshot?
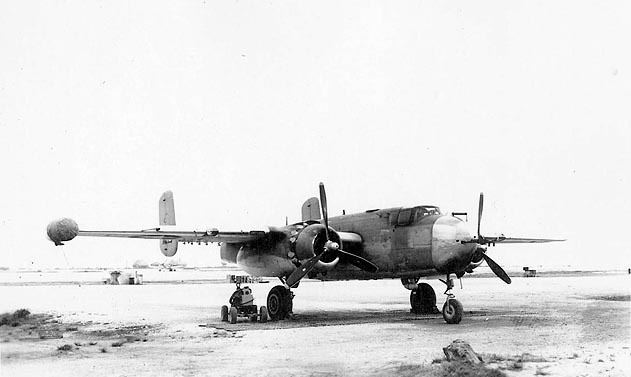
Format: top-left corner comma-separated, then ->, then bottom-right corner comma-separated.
1,270 -> 629,377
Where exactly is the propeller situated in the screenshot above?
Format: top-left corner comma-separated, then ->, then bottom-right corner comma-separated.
285,251 -> 326,287
285,183 -> 378,288
473,192 -> 511,284
482,253 -> 511,284
477,192 -> 484,242
320,183 -> 330,240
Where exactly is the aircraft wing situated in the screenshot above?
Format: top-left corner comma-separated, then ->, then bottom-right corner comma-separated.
77,228 -> 270,244
47,218 -> 274,245
488,235 -> 565,244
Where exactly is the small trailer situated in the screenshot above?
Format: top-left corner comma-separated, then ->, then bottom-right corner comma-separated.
221,284 -> 268,324
523,266 -> 537,277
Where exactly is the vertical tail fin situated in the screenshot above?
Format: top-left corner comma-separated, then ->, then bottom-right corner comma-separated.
301,197 -> 321,222
159,191 -> 177,256
159,191 -> 176,226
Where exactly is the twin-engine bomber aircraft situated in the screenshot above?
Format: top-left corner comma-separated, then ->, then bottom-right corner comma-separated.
47,183 -> 563,324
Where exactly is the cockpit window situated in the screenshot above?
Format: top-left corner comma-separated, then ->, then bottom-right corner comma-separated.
416,206 -> 441,218
396,206 -> 441,226
397,208 -> 413,226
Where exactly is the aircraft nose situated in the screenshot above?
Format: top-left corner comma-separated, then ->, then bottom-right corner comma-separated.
455,220 -> 474,244
431,216 -> 477,274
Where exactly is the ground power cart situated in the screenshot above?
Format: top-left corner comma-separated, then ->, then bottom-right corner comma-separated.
221,284 -> 268,324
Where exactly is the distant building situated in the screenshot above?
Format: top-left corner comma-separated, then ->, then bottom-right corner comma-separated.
133,260 -> 149,269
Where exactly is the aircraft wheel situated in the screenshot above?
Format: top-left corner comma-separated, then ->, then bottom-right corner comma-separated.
229,307 -> 238,324
267,285 -> 291,321
220,305 -> 229,322
410,283 -> 437,314
442,298 -> 463,324
259,306 -> 268,323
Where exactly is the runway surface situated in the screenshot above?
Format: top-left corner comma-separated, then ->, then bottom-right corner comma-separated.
1,270 -> 629,376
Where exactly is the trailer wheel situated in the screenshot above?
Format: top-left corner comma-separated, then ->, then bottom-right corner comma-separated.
220,305 -> 229,322
259,306 -> 268,323
229,307 -> 238,324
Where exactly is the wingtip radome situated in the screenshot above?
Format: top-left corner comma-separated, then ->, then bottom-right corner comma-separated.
47,218 -> 79,246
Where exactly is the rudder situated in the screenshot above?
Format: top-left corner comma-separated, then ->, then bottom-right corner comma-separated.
159,191 -> 176,225
159,191 -> 177,256
301,197 -> 321,222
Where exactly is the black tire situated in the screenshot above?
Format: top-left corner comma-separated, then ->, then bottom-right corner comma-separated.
220,305 -> 229,322
229,307 -> 238,324
410,283 -> 438,314
259,306 -> 268,323
442,298 -> 463,324
267,285 -> 292,320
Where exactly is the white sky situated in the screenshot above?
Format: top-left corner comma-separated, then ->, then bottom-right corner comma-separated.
1,1 -> 629,270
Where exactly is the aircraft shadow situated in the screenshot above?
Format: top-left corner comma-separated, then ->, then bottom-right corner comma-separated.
207,309 -> 513,331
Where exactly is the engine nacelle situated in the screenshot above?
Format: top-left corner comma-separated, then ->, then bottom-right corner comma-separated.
465,246 -> 486,273
220,243 -> 240,264
47,218 -> 79,245
294,224 -> 341,270
160,239 -> 178,257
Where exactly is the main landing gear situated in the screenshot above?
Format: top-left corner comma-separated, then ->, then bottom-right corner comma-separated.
402,278 -> 440,315
266,283 -> 294,321
402,276 -> 464,324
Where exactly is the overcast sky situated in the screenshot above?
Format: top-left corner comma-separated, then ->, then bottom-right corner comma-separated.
1,1 -> 629,271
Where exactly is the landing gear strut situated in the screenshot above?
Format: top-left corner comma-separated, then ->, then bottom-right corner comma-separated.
440,274 -> 463,324
267,285 -> 294,321
410,284 -> 440,314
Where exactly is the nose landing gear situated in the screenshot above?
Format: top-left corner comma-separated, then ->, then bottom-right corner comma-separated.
439,274 -> 463,324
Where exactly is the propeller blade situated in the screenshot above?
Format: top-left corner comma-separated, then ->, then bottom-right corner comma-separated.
338,249 -> 379,273
319,182 -> 329,240
477,192 -> 484,240
286,252 -> 325,288
482,253 -> 511,284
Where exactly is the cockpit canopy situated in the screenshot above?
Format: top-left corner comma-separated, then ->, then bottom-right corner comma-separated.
396,206 -> 442,226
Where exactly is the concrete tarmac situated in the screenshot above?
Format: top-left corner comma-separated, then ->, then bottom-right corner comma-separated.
1,270 -> 629,376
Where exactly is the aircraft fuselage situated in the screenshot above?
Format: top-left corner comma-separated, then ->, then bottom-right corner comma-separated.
223,206 -> 479,281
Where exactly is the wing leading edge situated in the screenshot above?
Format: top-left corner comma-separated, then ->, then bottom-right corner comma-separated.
77,227 -> 271,244
487,235 -> 565,244
46,217 -> 273,246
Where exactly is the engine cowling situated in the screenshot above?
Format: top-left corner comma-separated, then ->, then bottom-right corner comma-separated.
160,239 -> 178,257
47,218 -> 79,245
294,224 -> 341,270
465,246 -> 486,273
